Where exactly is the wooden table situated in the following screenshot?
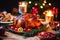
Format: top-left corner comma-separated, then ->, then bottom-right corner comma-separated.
2,31 -> 40,40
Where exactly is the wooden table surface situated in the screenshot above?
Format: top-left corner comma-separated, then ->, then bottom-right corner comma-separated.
2,31 -> 40,40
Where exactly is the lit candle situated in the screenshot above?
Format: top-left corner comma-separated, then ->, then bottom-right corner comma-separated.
19,2 -> 28,13
45,10 -> 54,23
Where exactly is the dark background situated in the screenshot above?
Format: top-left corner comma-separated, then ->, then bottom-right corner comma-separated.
0,0 -> 60,20
0,0 -> 19,12
0,0 -> 60,12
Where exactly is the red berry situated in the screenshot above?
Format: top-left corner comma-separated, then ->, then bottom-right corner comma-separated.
15,28 -> 18,31
10,26 -> 15,30
26,29 -> 31,32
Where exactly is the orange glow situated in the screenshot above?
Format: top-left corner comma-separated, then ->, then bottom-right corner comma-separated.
43,10 -> 53,16
46,10 -> 53,16
41,32 -> 45,35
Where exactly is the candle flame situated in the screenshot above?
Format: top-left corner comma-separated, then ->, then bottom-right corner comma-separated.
44,10 -> 53,16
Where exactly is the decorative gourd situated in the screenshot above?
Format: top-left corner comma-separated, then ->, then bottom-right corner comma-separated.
17,27 -> 23,32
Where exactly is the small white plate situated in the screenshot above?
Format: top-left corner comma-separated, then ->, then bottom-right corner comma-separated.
0,21 -> 13,24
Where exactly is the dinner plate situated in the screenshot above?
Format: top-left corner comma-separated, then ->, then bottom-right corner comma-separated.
0,21 -> 13,24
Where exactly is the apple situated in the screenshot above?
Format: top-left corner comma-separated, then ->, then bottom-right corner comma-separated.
10,26 -> 15,30
15,28 -> 18,31
26,29 -> 31,32
23,28 -> 26,31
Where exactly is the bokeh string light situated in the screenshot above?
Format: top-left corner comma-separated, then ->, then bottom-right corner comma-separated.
28,0 -> 52,9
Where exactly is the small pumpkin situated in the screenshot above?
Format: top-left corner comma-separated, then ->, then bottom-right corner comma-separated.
17,27 -> 23,32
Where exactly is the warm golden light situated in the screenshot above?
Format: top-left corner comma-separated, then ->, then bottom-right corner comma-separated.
29,1 -> 31,4
19,2 -> 28,13
46,10 -> 53,16
19,2 -> 27,6
44,1 -> 47,3
41,32 -> 44,35
40,6 -> 43,8
18,20 -> 21,23
42,3 -> 45,6
16,20 -> 21,27
35,3 -> 38,6
44,10 -> 54,23
49,3 -> 51,6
